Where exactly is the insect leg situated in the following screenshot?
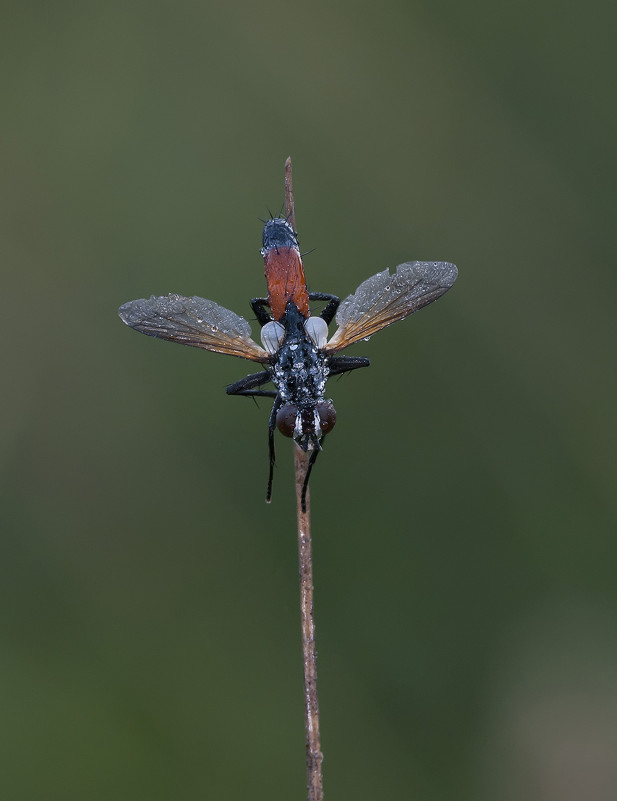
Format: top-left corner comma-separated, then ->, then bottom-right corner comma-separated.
250,297 -> 272,326
232,390 -> 277,398
226,371 -> 273,396
308,291 -> 340,324
326,356 -> 370,376
300,435 -> 326,513
266,395 -> 283,503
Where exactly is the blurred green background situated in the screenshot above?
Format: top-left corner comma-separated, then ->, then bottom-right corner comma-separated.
2,1 -> 616,799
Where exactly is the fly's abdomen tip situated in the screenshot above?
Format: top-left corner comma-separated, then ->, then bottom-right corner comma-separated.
261,218 -> 299,254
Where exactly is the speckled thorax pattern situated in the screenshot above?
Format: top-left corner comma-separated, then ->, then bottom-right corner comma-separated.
269,301 -> 329,408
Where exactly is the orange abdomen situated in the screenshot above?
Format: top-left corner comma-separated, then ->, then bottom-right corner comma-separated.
263,247 -> 310,321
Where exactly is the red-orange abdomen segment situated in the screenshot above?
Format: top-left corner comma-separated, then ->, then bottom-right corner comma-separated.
263,247 -> 310,321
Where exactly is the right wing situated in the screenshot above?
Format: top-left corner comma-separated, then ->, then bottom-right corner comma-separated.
324,261 -> 457,353
118,294 -> 270,362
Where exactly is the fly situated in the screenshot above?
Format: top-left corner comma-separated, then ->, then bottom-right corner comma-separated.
118,216 -> 457,510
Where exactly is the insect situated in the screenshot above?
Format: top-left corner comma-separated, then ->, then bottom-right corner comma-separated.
118,217 -> 457,509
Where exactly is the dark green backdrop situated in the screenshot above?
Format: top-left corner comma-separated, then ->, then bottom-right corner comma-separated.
2,1 -> 616,799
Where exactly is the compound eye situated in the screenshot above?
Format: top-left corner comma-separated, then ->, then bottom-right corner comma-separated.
260,321 -> 285,354
304,316 -> 328,349
316,400 -> 336,433
276,404 -> 298,437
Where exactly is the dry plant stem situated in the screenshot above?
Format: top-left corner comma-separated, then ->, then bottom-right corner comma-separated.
286,157 -> 324,801
294,444 -> 323,801
284,156 -> 296,229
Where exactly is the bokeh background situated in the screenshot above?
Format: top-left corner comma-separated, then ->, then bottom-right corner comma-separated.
2,1 -> 616,799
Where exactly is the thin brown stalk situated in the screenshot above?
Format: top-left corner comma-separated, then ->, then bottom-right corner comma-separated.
284,156 -> 296,230
285,157 -> 324,801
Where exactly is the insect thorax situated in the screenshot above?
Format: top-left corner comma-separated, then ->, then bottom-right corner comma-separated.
271,336 -> 329,406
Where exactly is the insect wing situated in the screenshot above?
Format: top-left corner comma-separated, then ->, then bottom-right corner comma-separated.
118,294 -> 270,362
324,261 -> 457,353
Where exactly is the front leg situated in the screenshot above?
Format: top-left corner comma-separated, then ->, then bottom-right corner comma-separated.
308,291 -> 340,325
266,394 -> 283,503
250,297 -> 272,326
300,434 -> 326,513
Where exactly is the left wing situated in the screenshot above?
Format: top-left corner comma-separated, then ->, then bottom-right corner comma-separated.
324,261 -> 457,353
118,294 -> 270,362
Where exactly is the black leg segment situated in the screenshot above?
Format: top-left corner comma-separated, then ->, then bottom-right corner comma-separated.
226,371 -> 273,396
326,355 -> 370,377
250,297 -> 272,326
301,435 -> 327,513
266,395 -> 283,503
308,291 -> 340,325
